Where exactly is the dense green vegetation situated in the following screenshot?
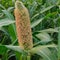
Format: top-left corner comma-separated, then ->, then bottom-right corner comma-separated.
0,0 -> 60,60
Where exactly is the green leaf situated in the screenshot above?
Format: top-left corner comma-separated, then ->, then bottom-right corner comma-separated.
29,1 -> 37,17
0,45 -> 8,60
5,45 -> 23,53
0,45 -> 7,55
30,45 -> 57,60
2,9 -> 17,42
40,5 -> 55,13
7,7 -> 14,12
38,28 -> 58,33
31,18 -> 44,28
0,18 -> 15,27
35,32 -> 52,43
7,25 -> 17,42
58,28 -> 60,60
2,10 -> 14,20
32,5 -> 55,19
0,4 -> 6,9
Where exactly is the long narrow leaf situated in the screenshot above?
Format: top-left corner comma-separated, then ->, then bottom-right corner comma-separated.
31,18 -> 44,28
30,44 -> 57,60
0,18 -> 15,27
32,5 -> 55,19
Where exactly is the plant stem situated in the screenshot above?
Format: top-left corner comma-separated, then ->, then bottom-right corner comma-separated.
27,55 -> 31,60
20,55 -> 23,60
20,54 -> 27,60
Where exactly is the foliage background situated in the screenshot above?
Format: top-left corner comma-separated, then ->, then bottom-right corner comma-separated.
0,0 -> 60,60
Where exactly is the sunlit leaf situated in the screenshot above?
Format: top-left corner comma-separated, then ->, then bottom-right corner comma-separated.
35,32 -> 52,43
0,18 -> 15,27
30,45 -> 57,60
38,28 -> 58,33
32,5 -> 55,19
31,18 -> 44,28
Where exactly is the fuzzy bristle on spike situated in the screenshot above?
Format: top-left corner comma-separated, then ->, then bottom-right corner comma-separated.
14,1 -> 33,50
